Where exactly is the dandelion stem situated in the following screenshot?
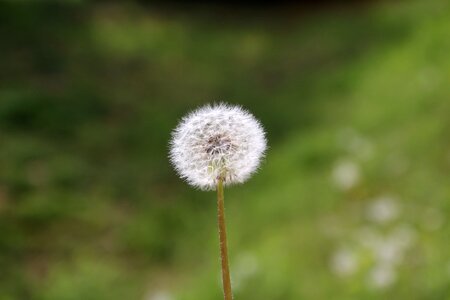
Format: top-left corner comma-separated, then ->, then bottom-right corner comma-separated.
217,177 -> 233,300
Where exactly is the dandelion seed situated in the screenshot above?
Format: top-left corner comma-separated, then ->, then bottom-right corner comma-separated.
233,252 -> 260,291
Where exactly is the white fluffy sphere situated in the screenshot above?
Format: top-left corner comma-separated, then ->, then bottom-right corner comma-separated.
169,103 -> 267,190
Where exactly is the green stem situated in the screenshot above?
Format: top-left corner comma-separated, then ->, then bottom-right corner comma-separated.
217,178 -> 233,300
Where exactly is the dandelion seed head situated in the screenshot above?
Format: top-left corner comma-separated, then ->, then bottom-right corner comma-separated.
169,103 -> 266,190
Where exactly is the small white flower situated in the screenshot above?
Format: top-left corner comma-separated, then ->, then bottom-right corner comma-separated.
367,263 -> 397,290
170,103 -> 266,190
330,247 -> 359,277
232,252 -> 260,291
331,159 -> 360,190
366,196 -> 400,224
146,291 -> 173,300
373,239 -> 403,266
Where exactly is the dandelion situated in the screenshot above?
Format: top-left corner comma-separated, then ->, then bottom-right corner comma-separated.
169,103 -> 267,300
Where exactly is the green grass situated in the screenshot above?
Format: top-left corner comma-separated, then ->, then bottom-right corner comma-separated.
0,0 -> 449,299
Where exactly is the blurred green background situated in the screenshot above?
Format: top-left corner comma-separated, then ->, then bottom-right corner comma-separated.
0,0 -> 449,299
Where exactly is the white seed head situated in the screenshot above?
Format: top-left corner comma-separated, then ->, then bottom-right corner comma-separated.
169,103 -> 267,190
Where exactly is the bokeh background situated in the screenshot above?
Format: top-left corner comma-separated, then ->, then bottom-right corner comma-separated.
0,0 -> 449,299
